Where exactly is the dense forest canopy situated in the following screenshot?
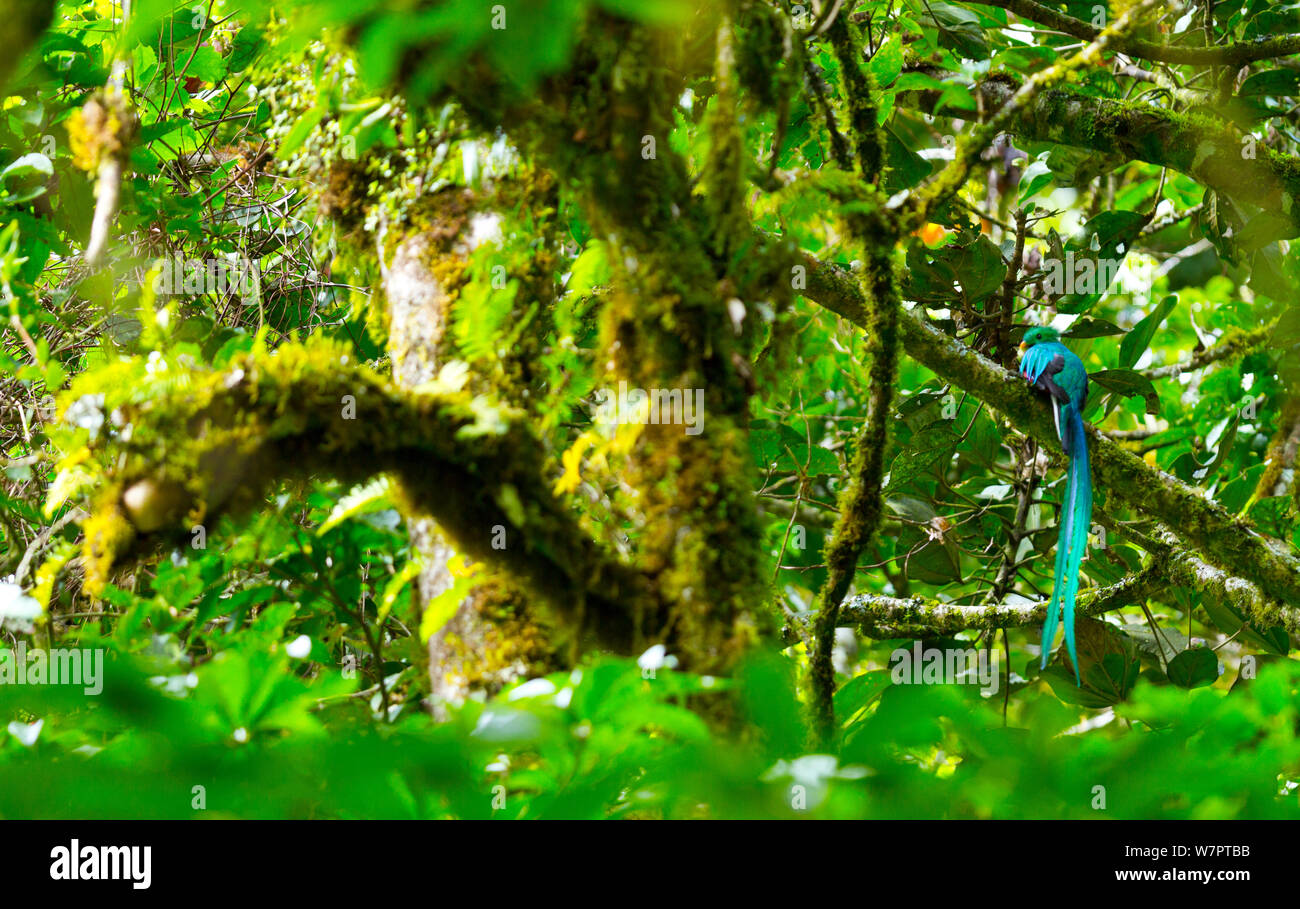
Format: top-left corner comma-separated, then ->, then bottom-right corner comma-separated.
1,0 -> 1300,819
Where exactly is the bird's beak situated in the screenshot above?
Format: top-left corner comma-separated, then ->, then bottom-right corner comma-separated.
1018,341 -> 1027,352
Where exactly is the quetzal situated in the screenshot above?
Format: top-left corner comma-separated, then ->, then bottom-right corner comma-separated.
1018,325 -> 1091,685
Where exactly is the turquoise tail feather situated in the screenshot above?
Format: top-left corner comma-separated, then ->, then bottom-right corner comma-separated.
1042,406 -> 1091,685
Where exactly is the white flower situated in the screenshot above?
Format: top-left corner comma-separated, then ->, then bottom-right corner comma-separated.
507,678 -> 557,701
637,644 -> 678,672
8,719 -> 43,747
0,582 -> 41,633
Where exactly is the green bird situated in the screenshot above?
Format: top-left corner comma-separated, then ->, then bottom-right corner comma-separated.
1018,325 -> 1091,684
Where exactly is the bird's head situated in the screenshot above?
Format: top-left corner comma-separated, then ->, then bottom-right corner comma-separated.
1019,324 -> 1062,352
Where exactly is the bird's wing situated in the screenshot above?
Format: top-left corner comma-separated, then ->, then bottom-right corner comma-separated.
1021,349 -> 1072,442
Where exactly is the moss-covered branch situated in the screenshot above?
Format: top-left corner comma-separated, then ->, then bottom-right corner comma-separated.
74,337 -> 648,652
784,514 -> 1300,638
808,13 -> 901,742
808,239 -> 900,739
912,0 -> 1158,227
1253,397 -> 1300,502
1141,320 -> 1278,380
1139,525 -> 1300,635
937,80 -> 1300,236
977,0 -> 1300,66
834,569 -> 1154,637
798,253 -> 1300,609
825,11 -> 884,179
780,569 -> 1154,642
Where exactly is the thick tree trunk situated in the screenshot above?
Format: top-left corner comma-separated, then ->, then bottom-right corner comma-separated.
382,193 -> 554,715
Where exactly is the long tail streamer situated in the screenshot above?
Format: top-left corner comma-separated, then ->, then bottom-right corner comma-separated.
1041,405 -> 1091,683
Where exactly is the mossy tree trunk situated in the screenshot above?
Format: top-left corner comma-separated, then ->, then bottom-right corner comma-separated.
381,188 -> 562,711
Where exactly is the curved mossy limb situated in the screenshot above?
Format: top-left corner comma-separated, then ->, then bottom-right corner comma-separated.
71,336 -> 650,652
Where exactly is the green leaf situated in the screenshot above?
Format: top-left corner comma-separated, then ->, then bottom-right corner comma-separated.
1239,69 -> 1300,97
1064,316 -> 1123,339
377,560 -> 422,625
1244,5 -> 1300,41
833,670 -> 892,727
1197,413 -> 1239,483
566,240 -> 610,297
1,153 -> 52,184
419,573 -> 477,642
885,423 -> 959,492
1166,648 -> 1219,689
750,420 -> 841,476
318,477 -> 395,535
1249,244 -> 1294,301
276,108 -> 324,159
884,123 -> 933,191
185,45 -> 228,83
1045,617 -> 1140,707
227,25 -> 266,73
1248,495 -> 1295,539
965,407 -> 1003,466
923,1 -> 989,59
1090,369 -> 1161,414
897,524 -> 964,584
1118,294 -> 1177,369
869,37 -> 903,87
1237,211 -> 1295,253
902,232 -> 1004,304
1200,595 -> 1289,655
947,234 -> 1006,303
1051,211 -> 1145,313
1121,623 -> 1188,665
